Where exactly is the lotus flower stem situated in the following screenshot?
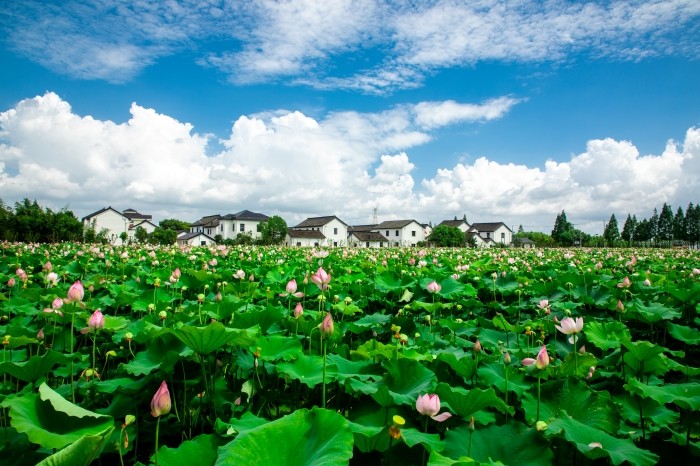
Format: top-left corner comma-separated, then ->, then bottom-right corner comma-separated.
322,338 -> 328,409
154,416 -> 161,466
536,374 -> 541,422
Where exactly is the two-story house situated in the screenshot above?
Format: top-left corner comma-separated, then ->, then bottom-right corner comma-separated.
190,210 -> 270,241
288,216 -> 348,247
372,220 -> 426,247
469,222 -> 513,247
82,207 -> 155,244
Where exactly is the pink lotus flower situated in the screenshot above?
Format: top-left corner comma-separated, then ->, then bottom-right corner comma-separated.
52,297 -> 64,310
16,268 -> 28,281
415,394 -> 452,422
537,299 -> 549,310
616,300 -> 625,313
522,345 -> 550,370
81,309 -> 105,334
293,302 -> 304,318
473,339 -> 482,353
233,270 -> 245,280
44,261 -> 53,272
67,280 -> 85,303
555,317 -> 584,335
617,276 -> 631,288
7,277 -> 15,287
280,279 -> 304,298
321,312 -> 334,337
150,381 -> 171,417
426,281 -> 441,294
311,267 -> 331,291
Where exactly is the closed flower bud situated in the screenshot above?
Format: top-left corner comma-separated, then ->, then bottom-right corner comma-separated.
67,280 -> 85,302
150,381 -> 171,417
321,312 -> 334,337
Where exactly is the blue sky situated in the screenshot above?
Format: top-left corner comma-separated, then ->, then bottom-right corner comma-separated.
1,0 -> 699,234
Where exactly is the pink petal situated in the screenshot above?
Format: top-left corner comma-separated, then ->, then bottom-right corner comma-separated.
431,412 -> 452,422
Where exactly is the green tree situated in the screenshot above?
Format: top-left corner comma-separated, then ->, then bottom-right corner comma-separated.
649,208 -> 659,243
620,214 -> 637,245
0,198 -> 15,240
159,218 -> 191,231
260,215 -> 288,245
673,206 -> 686,242
551,210 -> 573,244
657,203 -> 674,243
428,225 -> 464,247
134,226 -> 149,243
150,227 -> 178,245
603,214 -> 620,245
686,203 -> 699,246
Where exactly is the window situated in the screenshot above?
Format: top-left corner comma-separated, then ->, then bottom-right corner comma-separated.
395,230 -> 399,236
386,230 -> 389,236
501,232 -> 505,243
296,242 -> 302,247
314,242 -> 319,247
334,241 -> 338,247
221,225 -> 224,232
334,227 -> 338,235
411,230 -> 416,237
366,242 -> 370,247
240,223 -> 245,232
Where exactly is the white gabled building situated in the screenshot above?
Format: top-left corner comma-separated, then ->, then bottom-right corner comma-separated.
290,216 -> 348,247
372,220 -> 426,247
189,210 -> 270,241
347,225 -> 388,248
286,228 -> 326,247
82,207 -> 154,245
437,217 -> 471,233
469,222 -> 513,247
177,231 -> 216,247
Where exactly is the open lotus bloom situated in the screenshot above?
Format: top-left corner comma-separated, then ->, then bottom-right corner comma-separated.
555,316 -> 583,335
416,393 -> 452,422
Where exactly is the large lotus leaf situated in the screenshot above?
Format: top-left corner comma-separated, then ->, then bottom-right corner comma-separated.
379,358 -> 437,407
617,392 -> 679,431
439,278 -> 476,299
585,320 -> 631,350
429,451 -> 504,465
122,332 -> 190,376
226,412 -> 268,435
152,433 -> 220,466
92,376 -> 150,396
630,299 -> 681,323
230,306 -> 284,333
477,362 -> 530,397
276,354 -> 338,387
36,431 -> 114,466
327,354 -> 383,382
624,378 -> 700,411
546,414 -> 659,466
348,313 -> 392,333
347,421 -> 388,453
444,423 -> 553,466
559,352 -> 598,378
215,408 -> 354,466
375,271 -> 414,293
169,321 -> 241,355
254,334 -> 302,361
8,383 -> 114,450
436,353 -> 477,380
623,341 -> 668,377
435,383 -> 511,418
402,427 -> 445,453
521,377 -> 619,433
0,350 -> 70,384
667,322 -> 700,345
352,339 -> 398,362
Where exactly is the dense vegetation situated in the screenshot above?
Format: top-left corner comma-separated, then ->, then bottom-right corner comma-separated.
1,242 -> 698,465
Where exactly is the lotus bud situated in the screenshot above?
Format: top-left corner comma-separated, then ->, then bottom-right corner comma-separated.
321,312 -> 334,337
67,280 -> 84,302
150,381 -> 171,417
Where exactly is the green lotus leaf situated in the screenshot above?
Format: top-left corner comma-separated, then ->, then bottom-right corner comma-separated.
327,353 -> 383,383
152,434 -> 220,466
169,321 -> 240,355
402,427 -> 445,452
667,322 -> 700,345
436,383 -> 511,418
477,362 -> 530,397
348,313 -> 392,332
617,392 -> 679,431
122,332 -> 190,376
521,377 -> 619,433
630,299 -> 681,323
276,353 -> 338,387
36,431 -> 114,466
0,350 -> 69,384
623,341 -> 668,377
624,378 -> 700,411
8,383 -> 114,450
253,334 -> 302,361
585,320 -> 631,350
444,423 -> 553,466
378,358 -> 437,407
546,414 -> 659,466
216,408 -> 353,466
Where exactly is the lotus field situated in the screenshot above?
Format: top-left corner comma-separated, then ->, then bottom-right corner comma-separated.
1,242 -> 699,466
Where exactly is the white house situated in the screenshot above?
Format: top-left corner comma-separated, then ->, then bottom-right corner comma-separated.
82,207 -> 154,245
190,210 -> 270,241
177,231 -> 216,247
290,216 -> 348,247
286,228 -> 326,247
372,220 -> 426,247
347,225 -> 388,248
469,222 -> 513,247
437,217 -> 471,233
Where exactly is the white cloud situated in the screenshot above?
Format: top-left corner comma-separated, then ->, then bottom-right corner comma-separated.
413,97 -> 522,129
2,1 -> 698,89
1,93 -> 698,234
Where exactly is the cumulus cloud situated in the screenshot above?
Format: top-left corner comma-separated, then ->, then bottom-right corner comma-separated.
1,92 -> 698,233
2,1 -> 698,90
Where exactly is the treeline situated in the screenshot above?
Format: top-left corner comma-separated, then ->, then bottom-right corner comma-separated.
610,202 -> 700,247
0,198 -> 83,243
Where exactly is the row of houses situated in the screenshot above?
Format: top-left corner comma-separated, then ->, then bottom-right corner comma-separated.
82,207 -> 515,248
